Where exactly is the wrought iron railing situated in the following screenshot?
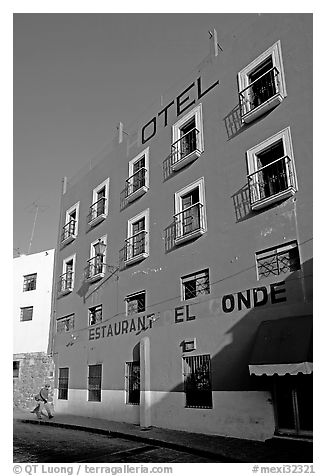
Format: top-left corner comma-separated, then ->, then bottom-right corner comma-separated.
183,271 -> 210,300
125,230 -> 147,261
126,168 -> 147,197
88,197 -> 107,223
58,271 -> 73,293
248,155 -> 295,206
61,219 -> 76,242
86,256 -> 105,279
257,246 -> 301,279
126,362 -> 140,405
174,203 -> 204,240
239,67 -> 280,116
171,128 -> 200,165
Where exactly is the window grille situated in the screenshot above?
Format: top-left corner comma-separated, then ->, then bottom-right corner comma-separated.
58,367 -> 69,400
20,306 -> 33,322
126,292 -> 146,315
56,314 -> 75,333
126,362 -> 140,405
256,241 -> 301,279
183,354 -> 212,409
88,364 -> 102,402
182,269 -> 210,300
23,273 -> 37,292
89,305 -> 103,326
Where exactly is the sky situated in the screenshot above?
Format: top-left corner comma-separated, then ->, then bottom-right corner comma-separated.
13,12 -> 239,256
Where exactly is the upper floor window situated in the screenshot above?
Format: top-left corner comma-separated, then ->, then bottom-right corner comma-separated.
20,306 -> 33,322
247,127 -> 297,210
183,354 -> 212,409
171,104 -> 204,171
58,254 -> 75,296
256,241 -> 301,280
238,41 -> 287,123
61,202 -> 79,246
86,236 -> 107,282
125,148 -> 149,203
89,304 -> 103,326
56,313 -> 75,333
125,291 -> 146,315
88,178 -> 110,227
181,269 -> 210,300
23,273 -> 37,292
174,178 -> 207,245
125,209 -> 149,265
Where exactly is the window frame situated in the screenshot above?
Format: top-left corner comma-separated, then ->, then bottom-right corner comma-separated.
13,361 -> 20,379
171,104 -> 204,170
56,313 -> 75,333
86,235 -> 107,282
61,202 -> 80,245
89,304 -> 103,326
246,127 -> 297,210
88,364 -> 102,402
126,148 -> 149,202
89,178 -> 110,226
20,306 -> 33,322
125,290 -> 146,316
182,354 -> 213,409
174,177 -> 207,244
58,254 -> 76,295
125,209 -> 149,264
58,367 -> 69,400
255,240 -> 301,280
23,273 -> 37,292
181,268 -> 210,301
125,361 -> 140,405
238,41 -> 287,123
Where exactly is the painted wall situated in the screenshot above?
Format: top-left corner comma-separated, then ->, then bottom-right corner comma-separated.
51,14 -> 312,440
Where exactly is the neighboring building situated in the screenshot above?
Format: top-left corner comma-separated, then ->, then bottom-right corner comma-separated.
13,249 -> 55,408
50,14 -> 312,441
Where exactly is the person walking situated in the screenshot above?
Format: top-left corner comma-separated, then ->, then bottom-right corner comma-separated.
34,383 -> 54,420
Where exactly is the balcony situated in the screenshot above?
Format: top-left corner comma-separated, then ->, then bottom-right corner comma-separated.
239,67 -> 284,123
125,168 -> 148,203
248,155 -> 296,211
58,272 -> 73,296
124,230 -> 148,265
171,128 -> 202,171
85,256 -> 106,282
61,220 -> 76,246
88,197 -> 107,227
174,203 -> 205,245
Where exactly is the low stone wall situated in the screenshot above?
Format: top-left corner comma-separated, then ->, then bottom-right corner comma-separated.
13,352 -> 54,410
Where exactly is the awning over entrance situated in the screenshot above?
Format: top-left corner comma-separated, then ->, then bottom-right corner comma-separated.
249,316 -> 312,376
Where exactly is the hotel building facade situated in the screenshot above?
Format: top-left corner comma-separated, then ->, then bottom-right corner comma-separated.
50,14 -> 312,441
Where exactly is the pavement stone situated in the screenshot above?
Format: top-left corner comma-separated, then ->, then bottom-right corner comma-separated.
13,408 -> 312,463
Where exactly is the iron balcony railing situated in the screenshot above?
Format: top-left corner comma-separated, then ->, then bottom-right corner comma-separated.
125,230 -> 147,261
171,128 -> 200,165
174,202 -> 204,240
88,197 -> 107,223
58,271 -> 73,293
257,246 -> 300,279
86,255 -> 105,279
239,67 -> 280,117
248,155 -> 295,206
61,219 -> 76,242
126,168 -> 147,197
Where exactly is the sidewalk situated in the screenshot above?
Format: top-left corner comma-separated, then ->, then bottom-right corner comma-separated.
14,408 -> 312,463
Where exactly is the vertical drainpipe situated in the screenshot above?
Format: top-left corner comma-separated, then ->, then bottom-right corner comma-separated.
140,336 -> 151,428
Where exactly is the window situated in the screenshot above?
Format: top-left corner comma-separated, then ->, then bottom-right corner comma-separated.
125,362 -> 140,405
88,364 -> 102,402
13,361 -> 20,379
89,305 -> 103,326
86,236 -> 107,282
125,209 -> 149,265
58,367 -> 69,400
20,306 -> 33,322
183,354 -> 212,409
238,41 -> 287,123
56,314 -> 75,333
58,255 -> 75,295
174,178 -> 207,244
23,273 -> 37,292
125,291 -> 146,316
247,127 -> 297,210
88,178 -> 110,226
171,104 -> 204,171
256,241 -> 301,280
61,202 -> 79,245
126,148 -> 149,202
181,269 -> 210,300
